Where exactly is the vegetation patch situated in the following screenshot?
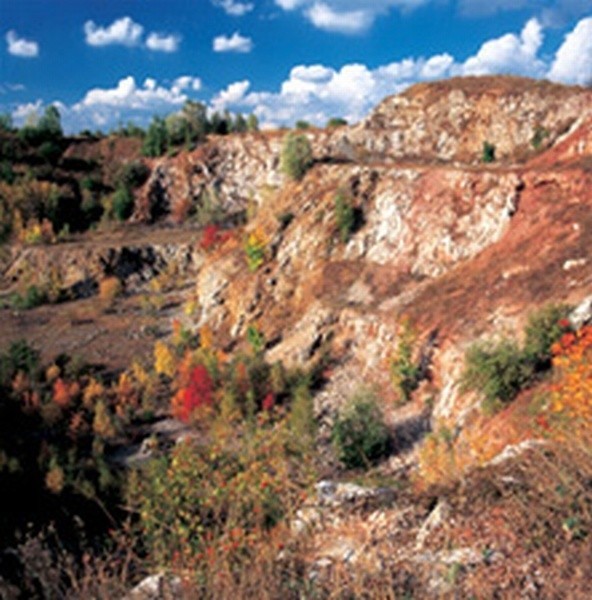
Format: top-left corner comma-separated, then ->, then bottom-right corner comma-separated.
332,389 -> 390,470
462,304 -> 572,414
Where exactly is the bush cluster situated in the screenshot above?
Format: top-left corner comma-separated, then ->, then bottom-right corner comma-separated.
462,304 -> 572,413
331,389 -> 390,469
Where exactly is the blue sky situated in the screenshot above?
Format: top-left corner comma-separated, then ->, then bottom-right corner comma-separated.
1,0 -> 591,133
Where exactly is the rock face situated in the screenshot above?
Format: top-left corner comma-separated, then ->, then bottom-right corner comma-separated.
349,76 -> 592,164
170,76 -> 592,445
4,75 -> 592,461
1,228 -> 203,299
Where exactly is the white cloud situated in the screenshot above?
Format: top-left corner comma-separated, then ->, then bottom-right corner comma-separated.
421,54 -> 455,79
462,18 -> 545,76
172,76 -> 202,94
76,76 -> 190,110
275,0 -> 306,9
548,17 -> 592,85
213,32 -> 253,53
5,30 -> 39,58
84,16 -> 144,47
225,18 -> 581,128
16,16 -> 592,135
212,80 -> 251,111
242,58 -> 444,127
10,75 -> 200,133
273,0 -> 430,33
12,100 -> 43,122
146,32 -> 181,52
306,3 -> 374,34
213,0 -> 254,16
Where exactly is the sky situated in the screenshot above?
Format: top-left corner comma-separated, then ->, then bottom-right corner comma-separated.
1,0 -> 591,133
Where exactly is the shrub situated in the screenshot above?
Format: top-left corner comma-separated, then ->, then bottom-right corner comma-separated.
172,364 -> 215,422
280,133 -> 313,181
482,141 -> 496,163
523,304 -> 571,370
548,324 -> 592,444
390,319 -> 421,404
326,117 -> 348,128
195,188 -> 225,226
244,229 -> 267,272
331,390 -> 390,469
98,277 -> 122,308
10,284 -> 47,310
199,224 -> 231,251
112,185 -> 134,221
154,341 -> 176,378
462,304 -> 573,414
462,339 -> 531,414
0,340 -> 39,385
129,417 -> 315,570
38,141 -> 63,165
117,161 -> 150,189
334,190 -> 356,244
531,127 -> 549,150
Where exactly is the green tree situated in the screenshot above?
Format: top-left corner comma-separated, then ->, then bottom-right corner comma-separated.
165,113 -> 189,146
142,116 -> 168,157
38,105 -> 63,139
182,100 -> 209,141
0,114 -> 13,133
280,132 -> 313,181
326,117 -> 347,128
234,113 -> 248,133
112,185 -> 135,221
247,113 -> 259,132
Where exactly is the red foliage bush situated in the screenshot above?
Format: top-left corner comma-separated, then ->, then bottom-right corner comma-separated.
262,392 -> 275,412
199,224 -> 231,251
173,364 -> 215,422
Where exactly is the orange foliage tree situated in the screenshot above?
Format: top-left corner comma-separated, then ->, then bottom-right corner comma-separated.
548,325 -> 592,444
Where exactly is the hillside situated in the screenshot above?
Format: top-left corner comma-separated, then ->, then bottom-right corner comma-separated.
1,76 -> 592,598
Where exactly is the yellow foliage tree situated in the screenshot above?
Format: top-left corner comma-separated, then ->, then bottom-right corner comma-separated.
154,340 -> 176,378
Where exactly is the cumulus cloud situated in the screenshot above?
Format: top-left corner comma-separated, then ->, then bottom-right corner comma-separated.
84,16 -> 144,47
15,16 -> 592,134
75,76 -> 190,110
221,18 -> 592,128
306,4 -> 374,34
461,18 -> 545,76
5,30 -> 39,58
212,80 -> 251,111
12,100 -> 43,122
84,16 -> 181,53
212,0 -> 254,16
213,32 -> 253,53
146,32 -> 181,52
172,76 -> 202,93
241,55 -> 455,127
547,17 -> 592,85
